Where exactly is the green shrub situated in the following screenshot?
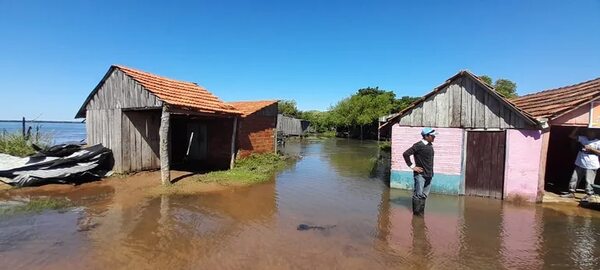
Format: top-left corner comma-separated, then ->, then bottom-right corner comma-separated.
321,130 -> 336,138
0,131 -> 52,157
378,141 -> 391,152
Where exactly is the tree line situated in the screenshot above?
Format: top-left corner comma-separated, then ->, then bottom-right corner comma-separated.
279,75 -> 517,140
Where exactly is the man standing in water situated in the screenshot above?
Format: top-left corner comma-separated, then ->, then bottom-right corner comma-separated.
562,127 -> 599,199
402,127 -> 436,216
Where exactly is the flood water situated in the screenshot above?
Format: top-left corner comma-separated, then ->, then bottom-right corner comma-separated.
2,139 -> 600,269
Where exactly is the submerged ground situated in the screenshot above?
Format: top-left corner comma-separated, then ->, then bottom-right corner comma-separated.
1,139 -> 600,269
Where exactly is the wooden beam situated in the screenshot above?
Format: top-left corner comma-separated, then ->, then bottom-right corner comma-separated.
122,106 -> 162,112
159,105 -> 170,185
230,117 -> 238,169
537,129 -> 551,202
168,107 -> 240,118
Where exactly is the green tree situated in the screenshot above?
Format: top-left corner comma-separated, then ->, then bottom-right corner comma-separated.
479,75 -> 493,86
278,100 -> 301,117
480,75 -> 518,98
394,96 -> 420,112
300,110 -> 332,133
494,79 -> 517,98
329,87 -> 398,140
285,87 -> 418,140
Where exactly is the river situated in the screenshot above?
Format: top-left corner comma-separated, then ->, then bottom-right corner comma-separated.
0,121 -> 86,144
1,139 -> 600,269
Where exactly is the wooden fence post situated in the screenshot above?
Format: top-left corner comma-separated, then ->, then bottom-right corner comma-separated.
159,106 -> 171,185
230,117 -> 238,169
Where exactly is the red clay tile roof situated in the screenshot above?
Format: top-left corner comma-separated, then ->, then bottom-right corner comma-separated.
511,77 -> 600,119
227,100 -> 278,116
114,65 -> 241,115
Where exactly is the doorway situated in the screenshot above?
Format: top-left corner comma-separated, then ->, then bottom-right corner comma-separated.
464,131 -> 506,199
171,118 -> 208,171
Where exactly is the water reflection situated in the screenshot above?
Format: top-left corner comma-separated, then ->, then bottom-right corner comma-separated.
1,138 -> 600,269
381,188 -> 600,269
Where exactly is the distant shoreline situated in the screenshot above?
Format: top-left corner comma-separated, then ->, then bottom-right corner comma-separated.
0,120 -> 84,124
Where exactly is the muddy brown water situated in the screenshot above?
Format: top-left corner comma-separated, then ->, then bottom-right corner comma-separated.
2,138 -> 600,269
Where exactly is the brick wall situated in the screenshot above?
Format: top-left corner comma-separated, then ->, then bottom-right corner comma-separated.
236,104 -> 277,158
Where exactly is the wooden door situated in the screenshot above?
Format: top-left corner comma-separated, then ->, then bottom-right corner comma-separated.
465,131 -> 506,199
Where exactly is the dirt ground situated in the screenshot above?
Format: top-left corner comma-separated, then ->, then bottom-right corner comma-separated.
0,170 -> 246,202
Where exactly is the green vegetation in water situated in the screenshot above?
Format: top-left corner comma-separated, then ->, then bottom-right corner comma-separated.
0,131 -> 52,157
319,130 -> 336,138
378,141 -> 391,152
0,198 -> 72,216
196,153 -> 289,185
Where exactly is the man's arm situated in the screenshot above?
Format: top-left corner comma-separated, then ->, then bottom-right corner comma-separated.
584,144 -> 600,155
402,146 -> 415,167
403,144 -> 423,173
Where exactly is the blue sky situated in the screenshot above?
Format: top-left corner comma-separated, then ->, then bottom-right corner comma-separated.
0,0 -> 599,121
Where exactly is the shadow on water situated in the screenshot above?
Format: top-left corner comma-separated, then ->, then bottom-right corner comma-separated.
1,138 -> 600,269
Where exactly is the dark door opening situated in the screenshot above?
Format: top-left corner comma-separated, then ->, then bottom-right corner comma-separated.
464,131 -> 506,199
171,117 -> 208,172
544,126 -> 600,193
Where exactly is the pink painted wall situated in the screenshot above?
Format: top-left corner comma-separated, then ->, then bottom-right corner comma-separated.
503,130 -> 543,202
551,105 -> 589,126
391,125 -> 463,175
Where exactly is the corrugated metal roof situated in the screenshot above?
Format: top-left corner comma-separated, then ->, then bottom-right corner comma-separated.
227,100 -> 278,116
115,65 -> 241,115
511,77 -> 600,119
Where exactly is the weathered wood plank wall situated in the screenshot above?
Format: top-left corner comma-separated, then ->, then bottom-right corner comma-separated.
87,69 -> 163,110
277,114 -> 307,136
397,76 -> 532,129
85,69 -> 163,173
121,111 -> 161,172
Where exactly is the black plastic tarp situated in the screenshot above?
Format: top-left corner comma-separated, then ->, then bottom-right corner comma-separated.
0,144 -> 113,187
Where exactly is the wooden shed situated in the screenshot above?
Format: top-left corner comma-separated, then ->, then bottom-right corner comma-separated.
76,65 -> 242,183
277,114 -> 310,136
382,70 -> 543,202
512,76 -> 600,196
226,100 -> 279,158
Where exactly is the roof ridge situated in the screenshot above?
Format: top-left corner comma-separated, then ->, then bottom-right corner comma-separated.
112,64 -> 199,86
227,100 -> 278,103
110,64 -> 241,115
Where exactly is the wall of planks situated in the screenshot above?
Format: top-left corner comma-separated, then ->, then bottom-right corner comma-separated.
397,76 -> 531,130
85,69 -> 164,173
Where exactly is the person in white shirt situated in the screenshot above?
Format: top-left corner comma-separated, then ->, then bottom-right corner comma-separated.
564,128 -> 599,199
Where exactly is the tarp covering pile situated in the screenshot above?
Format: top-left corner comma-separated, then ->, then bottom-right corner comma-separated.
0,144 -> 112,187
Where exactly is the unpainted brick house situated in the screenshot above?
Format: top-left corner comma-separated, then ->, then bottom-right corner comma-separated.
227,101 -> 278,158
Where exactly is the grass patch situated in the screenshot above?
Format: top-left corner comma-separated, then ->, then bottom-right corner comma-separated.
320,130 -> 336,138
0,198 -> 72,216
378,141 -> 391,152
196,153 -> 288,185
0,131 -> 52,157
